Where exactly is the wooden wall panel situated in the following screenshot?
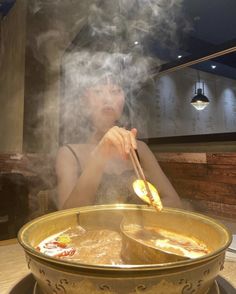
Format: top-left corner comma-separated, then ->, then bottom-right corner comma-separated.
155,153 -> 207,163
160,162 -> 236,185
1,151 -> 236,219
171,179 -> 236,205
153,152 -> 236,219
160,162 -> 208,180
207,153 -> 236,165
195,200 -> 236,219
207,164 -> 236,185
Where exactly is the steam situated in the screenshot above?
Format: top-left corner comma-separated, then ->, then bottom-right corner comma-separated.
62,51 -> 155,142
27,0 -> 187,67
88,0 -> 187,48
23,0 -> 188,211
24,0 -> 190,146
56,0 -> 187,143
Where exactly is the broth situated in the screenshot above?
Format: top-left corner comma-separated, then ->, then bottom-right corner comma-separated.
37,226 -> 124,265
36,224 -> 210,265
123,224 -> 210,258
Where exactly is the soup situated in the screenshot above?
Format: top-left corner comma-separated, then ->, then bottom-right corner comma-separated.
36,223 -> 210,265
123,224 -> 210,259
37,226 -> 124,265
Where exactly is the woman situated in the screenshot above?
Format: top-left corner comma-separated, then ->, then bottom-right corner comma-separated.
56,71 -> 182,210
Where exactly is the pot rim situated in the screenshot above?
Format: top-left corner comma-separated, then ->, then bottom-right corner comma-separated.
18,204 -> 232,272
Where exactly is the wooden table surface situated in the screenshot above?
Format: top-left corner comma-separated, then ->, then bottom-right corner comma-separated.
1,240 -> 236,294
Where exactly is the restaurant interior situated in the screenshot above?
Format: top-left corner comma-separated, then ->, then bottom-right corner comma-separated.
0,0 -> 236,293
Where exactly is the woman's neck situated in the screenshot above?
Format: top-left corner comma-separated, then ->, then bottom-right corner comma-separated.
88,129 -> 106,144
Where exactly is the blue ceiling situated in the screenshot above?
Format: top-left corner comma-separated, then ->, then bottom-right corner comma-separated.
158,0 -> 236,79
1,0 -> 236,79
184,0 -> 236,45
0,0 -> 15,18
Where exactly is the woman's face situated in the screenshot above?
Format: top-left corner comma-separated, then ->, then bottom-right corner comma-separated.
84,82 -> 125,131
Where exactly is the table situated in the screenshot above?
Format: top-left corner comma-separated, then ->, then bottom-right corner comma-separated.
1,240 -> 236,294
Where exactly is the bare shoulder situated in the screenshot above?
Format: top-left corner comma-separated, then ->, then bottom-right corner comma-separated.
56,144 -> 82,156
56,144 -> 81,165
55,145 -> 82,179
56,145 -> 72,160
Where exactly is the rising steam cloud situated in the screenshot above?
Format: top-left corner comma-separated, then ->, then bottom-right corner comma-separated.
26,0 -> 189,145
23,0 -> 189,213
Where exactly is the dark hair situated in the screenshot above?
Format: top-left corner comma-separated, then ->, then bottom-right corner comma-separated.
73,87 -> 132,144
116,99 -> 132,129
60,15 -> 154,144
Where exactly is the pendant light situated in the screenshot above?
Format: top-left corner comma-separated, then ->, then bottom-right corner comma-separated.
191,71 -> 209,111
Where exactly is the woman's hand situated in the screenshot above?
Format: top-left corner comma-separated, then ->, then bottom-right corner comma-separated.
94,126 -> 137,160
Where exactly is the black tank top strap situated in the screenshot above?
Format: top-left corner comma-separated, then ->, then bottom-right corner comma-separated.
65,144 -> 82,171
135,149 -> 141,162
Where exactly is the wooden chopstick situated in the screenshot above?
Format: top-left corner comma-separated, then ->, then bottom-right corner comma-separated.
129,147 -> 155,204
129,149 -> 140,180
130,148 -> 145,180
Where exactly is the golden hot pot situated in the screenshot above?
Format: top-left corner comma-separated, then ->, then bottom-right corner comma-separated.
18,204 -> 231,294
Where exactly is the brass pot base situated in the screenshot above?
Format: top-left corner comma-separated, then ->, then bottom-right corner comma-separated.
9,275 -> 221,294
18,204 -> 232,294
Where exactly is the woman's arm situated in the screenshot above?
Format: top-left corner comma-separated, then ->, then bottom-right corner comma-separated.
55,145 -> 107,210
138,141 -> 183,208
